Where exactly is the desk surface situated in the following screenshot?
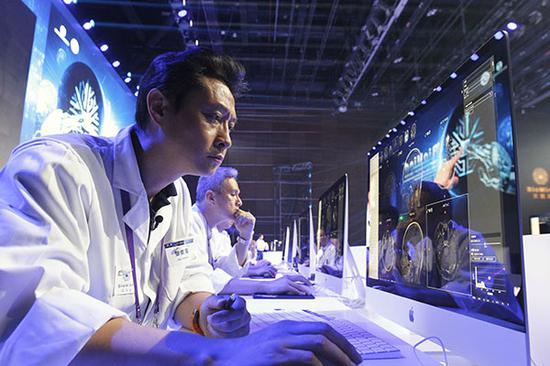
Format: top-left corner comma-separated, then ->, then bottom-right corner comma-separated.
246,289 -> 448,366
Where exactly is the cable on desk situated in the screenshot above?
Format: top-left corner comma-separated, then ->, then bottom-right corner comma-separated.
413,336 -> 448,366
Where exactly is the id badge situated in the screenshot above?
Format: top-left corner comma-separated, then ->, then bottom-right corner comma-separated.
114,267 -> 134,296
164,237 -> 195,266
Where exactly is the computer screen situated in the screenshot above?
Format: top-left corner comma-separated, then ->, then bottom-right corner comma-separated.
317,175 -> 347,279
367,31 -> 524,334
297,209 -> 310,265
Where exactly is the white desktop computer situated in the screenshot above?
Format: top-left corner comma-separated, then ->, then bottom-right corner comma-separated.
296,205 -> 316,278
282,225 -> 290,263
314,174 -> 350,295
366,31 -> 527,365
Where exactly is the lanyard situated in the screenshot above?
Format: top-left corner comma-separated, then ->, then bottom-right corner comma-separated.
121,190 -> 142,323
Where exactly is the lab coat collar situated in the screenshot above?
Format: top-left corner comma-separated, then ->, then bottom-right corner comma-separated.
112,125 -> 149,246
112,125 -> 146,196
192,204 -> 212,239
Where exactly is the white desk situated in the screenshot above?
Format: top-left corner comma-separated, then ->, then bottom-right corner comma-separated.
246,289 -> 445,366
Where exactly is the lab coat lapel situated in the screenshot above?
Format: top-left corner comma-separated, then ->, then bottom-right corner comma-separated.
111,126 -> 150,248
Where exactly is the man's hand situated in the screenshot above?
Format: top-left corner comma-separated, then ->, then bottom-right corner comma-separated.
199,295 -> 250,338
234,209 -> 256,241
246,261 -> 277,278
216,320 -> 362,366
262,275 -> 313,295
434,150 -> 462,189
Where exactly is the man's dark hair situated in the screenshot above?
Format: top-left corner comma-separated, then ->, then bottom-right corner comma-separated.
135,47 -> 247,128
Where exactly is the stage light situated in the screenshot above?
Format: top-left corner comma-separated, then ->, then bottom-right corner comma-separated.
195,40 -> 199,46
112,60 -> 120,68
400,120 -> 406,125
506,21 -> 518,31
392,128 -> 397,133
421,100 -> 427,105
450,72 -> 458,79
385,134 -> 390,138
411,75 -> 422,82
470,53 -> 479,61
124,77 -> 131,83
337,105 -> 348,113
408,111 -> 415,116
494,31 -> 504,40
434,86 -> 442,92
100,44 -> 109,52
83,20 -> 95,30
178,9 -> 187,18
189,20 -> 193,27
377,141 -> 382,145
134,91 -> 138,96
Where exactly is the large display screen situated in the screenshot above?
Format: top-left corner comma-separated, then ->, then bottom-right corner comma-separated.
367,32 -> 525,330
20,0 -> 135,142
317,175 -> 347,278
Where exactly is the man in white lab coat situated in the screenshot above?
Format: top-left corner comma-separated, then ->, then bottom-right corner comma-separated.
191,167 -> 312,296
0,48 -> 361,366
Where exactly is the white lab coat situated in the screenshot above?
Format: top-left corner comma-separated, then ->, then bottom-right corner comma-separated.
190,205 -> 249,294
0,126 -> 214,365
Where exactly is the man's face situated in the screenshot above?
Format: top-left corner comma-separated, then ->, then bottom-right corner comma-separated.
162,77 -> 237,176
213,177 -> 242,221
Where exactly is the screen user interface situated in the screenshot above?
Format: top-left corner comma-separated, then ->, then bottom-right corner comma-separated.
367,32 -> 524,330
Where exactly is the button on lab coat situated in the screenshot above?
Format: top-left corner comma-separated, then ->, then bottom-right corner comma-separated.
0,126 -> 214,365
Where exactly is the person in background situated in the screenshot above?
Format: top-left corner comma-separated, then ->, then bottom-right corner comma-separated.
317,228 -> 337,270
255,233 -> 269,260
0,47 -> 360,365
191,167 -> 312,295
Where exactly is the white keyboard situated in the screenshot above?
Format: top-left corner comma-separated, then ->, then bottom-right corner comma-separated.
251,311 -> 403,360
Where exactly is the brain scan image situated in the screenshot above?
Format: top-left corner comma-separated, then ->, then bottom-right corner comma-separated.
434,220 -> 460,282
36,62 -> 104,137
399,221 -> 424,284
380,230 -> 397,275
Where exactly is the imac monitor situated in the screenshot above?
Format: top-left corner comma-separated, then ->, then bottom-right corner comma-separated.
297,209 -> 310,265
297,205 -> 316,277
366,31 -> 526,365
315,175 -> 349,293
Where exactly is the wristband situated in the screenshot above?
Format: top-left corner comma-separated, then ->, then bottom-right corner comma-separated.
192,308 -> 205,336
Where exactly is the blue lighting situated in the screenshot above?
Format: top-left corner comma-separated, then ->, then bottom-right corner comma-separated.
124,77 -> 131,83
470,53 -> 480,61
112,60 -> 120,68
400,120 -> 406,125
421,100 -> 427,105
494,31 -> 504,40
450,72 -> 458,79
408,111 -> 415,116
434,86 -> 442,92
99,44 -> 109,52
392,128 -> 397,133
178,9 -> 188,18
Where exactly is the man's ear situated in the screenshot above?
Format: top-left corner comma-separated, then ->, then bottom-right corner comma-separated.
206,190 -> 216,205
146,88 -> 169,127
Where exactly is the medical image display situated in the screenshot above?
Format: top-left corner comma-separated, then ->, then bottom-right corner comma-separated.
20,0 -> 135,142
367,33 -> 524,329
317,176 -> 346,278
